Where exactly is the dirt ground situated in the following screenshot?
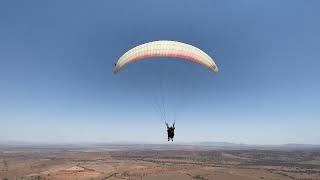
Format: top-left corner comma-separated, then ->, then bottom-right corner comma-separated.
1,145 -> 320,180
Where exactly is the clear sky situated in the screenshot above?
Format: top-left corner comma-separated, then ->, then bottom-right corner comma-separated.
0,0 -> 319,144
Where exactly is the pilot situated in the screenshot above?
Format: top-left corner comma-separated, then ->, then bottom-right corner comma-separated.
166,122 -> 175,142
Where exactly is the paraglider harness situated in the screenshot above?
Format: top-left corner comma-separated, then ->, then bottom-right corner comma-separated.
166,122 -> 175,141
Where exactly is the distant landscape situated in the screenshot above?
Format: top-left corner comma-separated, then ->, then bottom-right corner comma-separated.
1,143 -> 320,180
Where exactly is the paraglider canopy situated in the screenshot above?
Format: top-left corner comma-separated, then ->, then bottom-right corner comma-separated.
114,40 -> 218,74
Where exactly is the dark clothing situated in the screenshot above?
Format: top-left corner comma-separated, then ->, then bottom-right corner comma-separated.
166,124 -> 175,141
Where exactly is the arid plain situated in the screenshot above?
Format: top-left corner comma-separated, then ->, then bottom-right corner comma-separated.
1,144 -> 320,180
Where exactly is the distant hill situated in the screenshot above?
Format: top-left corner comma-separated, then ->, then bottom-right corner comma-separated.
1,141 -> 320,151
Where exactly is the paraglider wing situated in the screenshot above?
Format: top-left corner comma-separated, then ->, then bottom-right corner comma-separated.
114,40 -> 218,73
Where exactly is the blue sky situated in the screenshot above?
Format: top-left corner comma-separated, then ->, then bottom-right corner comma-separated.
0,0 -> 319,144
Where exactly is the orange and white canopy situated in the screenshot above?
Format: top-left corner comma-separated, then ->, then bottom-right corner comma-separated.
114,40 -> 218,73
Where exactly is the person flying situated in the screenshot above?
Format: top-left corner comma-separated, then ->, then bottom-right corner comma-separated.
114,40 -> 218,143
166,122 -> 175,141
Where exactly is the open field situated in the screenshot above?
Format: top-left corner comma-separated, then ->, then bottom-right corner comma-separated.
1,144 -> 320,180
